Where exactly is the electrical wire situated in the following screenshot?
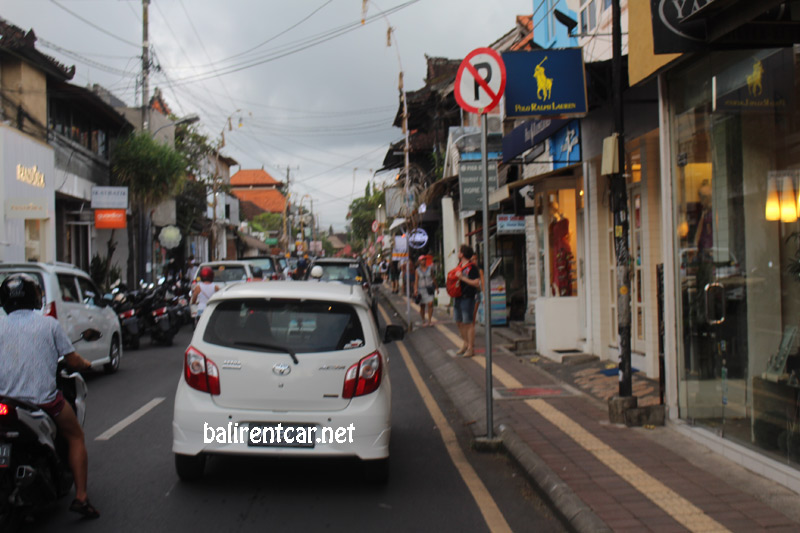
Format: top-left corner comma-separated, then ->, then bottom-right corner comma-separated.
49,0 -> 140,48
163,1 -> 419,87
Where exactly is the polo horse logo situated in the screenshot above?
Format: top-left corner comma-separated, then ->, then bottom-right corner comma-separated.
746,60 -> 763,97
534,56 -> 553,101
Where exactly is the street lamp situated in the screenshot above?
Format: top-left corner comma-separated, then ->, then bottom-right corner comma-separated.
151,113 -> 200,138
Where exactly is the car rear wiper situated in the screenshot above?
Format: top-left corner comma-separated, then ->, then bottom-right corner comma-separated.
232,341 -> 298,364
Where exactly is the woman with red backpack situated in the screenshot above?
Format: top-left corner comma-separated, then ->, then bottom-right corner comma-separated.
451,245 -> 481,357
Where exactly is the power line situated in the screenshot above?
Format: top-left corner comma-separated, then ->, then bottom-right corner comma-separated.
37,38 -> 137,77
49,0 -> 140,48
163,1 -> 419,87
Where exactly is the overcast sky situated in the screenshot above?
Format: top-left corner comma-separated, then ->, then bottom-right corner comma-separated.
2,0 -> 533,231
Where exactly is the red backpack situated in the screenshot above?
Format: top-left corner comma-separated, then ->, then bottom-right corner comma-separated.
446,264 -> 468,298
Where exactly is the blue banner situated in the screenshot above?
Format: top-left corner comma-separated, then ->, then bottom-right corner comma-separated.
502,49 -> 588,118
502,118 -> 568,163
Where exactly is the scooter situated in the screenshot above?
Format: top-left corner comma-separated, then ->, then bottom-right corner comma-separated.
0,329 -> 101,530
106,280 -> 140,350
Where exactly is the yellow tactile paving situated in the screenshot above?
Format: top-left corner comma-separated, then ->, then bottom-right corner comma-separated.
463,355 -> 730,533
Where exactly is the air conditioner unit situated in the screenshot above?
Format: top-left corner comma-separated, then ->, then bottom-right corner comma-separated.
487,115 -> 503,135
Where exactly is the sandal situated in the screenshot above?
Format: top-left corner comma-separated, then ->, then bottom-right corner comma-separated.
462,350 -> 475,358
455,345 -> 467,355
70,498 -> 100,519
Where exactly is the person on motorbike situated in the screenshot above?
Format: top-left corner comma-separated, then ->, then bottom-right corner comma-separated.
190,266 -> 219,324
0,274 -> 100,519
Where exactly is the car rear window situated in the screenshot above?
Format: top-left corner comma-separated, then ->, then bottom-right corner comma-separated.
211,265 -> 247,283
314,264 -> 365,284
248,257 -> 275,273
0,270 -> 46,295
203,298 -> 365,353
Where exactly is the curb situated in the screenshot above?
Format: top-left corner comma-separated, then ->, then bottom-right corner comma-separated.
379,290 -> 609,533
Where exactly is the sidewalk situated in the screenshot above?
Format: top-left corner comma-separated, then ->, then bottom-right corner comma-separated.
380,286 -> 800,533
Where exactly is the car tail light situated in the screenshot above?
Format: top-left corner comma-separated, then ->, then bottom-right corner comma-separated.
0,402 -> 17,423
342,351 -> 382,399
43,301 -> 57,319
271,273 -> 280,280
152,306 -> 168,317
184,346 -> 220,395
119,309 -> 135,320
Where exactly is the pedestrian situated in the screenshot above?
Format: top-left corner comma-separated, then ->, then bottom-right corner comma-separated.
293,258 -> 308,280
454,245 -> 480,357
389,259 -> 400,293
191,266 -> 219,326
186,256 -> 199,282
379,258 -> 389,283
0,274 -> 100,518
413,255 -> 437,327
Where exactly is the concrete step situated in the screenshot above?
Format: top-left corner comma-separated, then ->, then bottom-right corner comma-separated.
561,353 -> 599,365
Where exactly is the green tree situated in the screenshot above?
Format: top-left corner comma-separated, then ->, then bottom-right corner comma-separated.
112,131 -> 188,285
346,188 -> 384,249
250,212 -> 283,233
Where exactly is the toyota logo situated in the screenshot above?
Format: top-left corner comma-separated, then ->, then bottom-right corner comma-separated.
272,363 -> 291,376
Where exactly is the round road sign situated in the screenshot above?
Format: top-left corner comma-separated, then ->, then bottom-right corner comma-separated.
454,47 -> 506,115
371,220 -> 379,233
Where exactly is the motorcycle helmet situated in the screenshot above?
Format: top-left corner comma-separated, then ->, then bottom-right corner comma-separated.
0,273 -> 43,313
310,265 -> 324,279
199,266 -> 214,282
297,259 -> 308,270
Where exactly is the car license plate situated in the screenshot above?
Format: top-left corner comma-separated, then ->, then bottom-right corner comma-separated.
0,443 -> 11,468
247,424 -> 316,448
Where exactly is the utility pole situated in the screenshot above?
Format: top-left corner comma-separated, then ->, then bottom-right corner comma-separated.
141,0 -> 150,131
140,0 -> 151,282
611,0 -> 632,400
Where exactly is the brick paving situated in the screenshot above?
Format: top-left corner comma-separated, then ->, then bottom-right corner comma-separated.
382,287 -> 800,532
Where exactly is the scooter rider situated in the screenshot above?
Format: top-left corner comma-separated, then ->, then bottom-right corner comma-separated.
0,274 -> 100,519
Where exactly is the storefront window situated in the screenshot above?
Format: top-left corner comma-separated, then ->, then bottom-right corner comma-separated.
671,47 -> 800,466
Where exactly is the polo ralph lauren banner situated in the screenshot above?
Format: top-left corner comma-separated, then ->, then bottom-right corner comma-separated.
502,49 -> 588,118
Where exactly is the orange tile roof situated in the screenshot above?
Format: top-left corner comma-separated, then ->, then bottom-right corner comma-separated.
231,168 -> 282,186
511,15 -> 534,51
232,189 -> 286,218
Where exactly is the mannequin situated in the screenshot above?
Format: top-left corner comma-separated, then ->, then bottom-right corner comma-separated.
549,200 -> 573,296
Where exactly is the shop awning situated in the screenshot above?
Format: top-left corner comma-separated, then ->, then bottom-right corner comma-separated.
489,163 -> 581,204
388,218 -> 406,231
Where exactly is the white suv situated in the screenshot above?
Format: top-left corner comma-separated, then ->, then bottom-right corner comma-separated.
172,280 -> 404,482
0,262 -> 122,373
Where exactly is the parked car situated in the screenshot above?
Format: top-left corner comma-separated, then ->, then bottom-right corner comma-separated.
192,261 -> 264,289
172,280 -> 404,483
244,255 -> 284,280
304,257 -> 377,319
0,262 -> 122,373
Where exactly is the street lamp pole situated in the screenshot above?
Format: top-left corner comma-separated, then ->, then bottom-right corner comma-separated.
209,110 -> 241,261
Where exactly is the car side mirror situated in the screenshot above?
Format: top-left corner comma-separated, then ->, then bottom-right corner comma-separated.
383,324 -> 405,344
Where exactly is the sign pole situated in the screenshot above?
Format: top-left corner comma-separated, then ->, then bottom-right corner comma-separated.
480,112 -> 494,440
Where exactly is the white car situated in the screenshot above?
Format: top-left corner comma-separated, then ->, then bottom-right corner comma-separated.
172,280 -> 404,482
0,262 -> 123,373
193,260 -> 264,289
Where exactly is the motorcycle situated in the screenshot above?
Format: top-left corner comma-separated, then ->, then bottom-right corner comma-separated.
106,280 -> 140,350
0,328 -> 101,530
131,279 -> 176,346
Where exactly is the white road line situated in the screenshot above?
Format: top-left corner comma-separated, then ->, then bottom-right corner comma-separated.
95,397 -> 165,441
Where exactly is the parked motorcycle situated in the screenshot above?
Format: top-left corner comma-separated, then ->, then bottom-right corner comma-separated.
130,278 -> 177,346
0,328 -> 101,530
106,280 -> 140,350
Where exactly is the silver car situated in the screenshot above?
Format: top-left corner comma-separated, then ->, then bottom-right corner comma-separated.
0,262 -> 123,373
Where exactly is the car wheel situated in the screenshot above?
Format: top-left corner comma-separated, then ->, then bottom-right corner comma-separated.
175,453 -> 206,482
103,336 -> 121,374
363,457 -> 389,484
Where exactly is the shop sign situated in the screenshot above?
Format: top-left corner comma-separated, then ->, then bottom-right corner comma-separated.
651,0 -> 799,54
265,237 -> 279,245
392,235 -> 408,261
502,49 -> 588,119
5,199 -> 48,219
407,228 -> 428,249
91,186 -> 128,209
715,50 -> 793,113
502,118 -> 568,163
497,214 -> 525,234
16,164 -> 45,188
459,161 -> 499,212
94,209 -> 127,229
